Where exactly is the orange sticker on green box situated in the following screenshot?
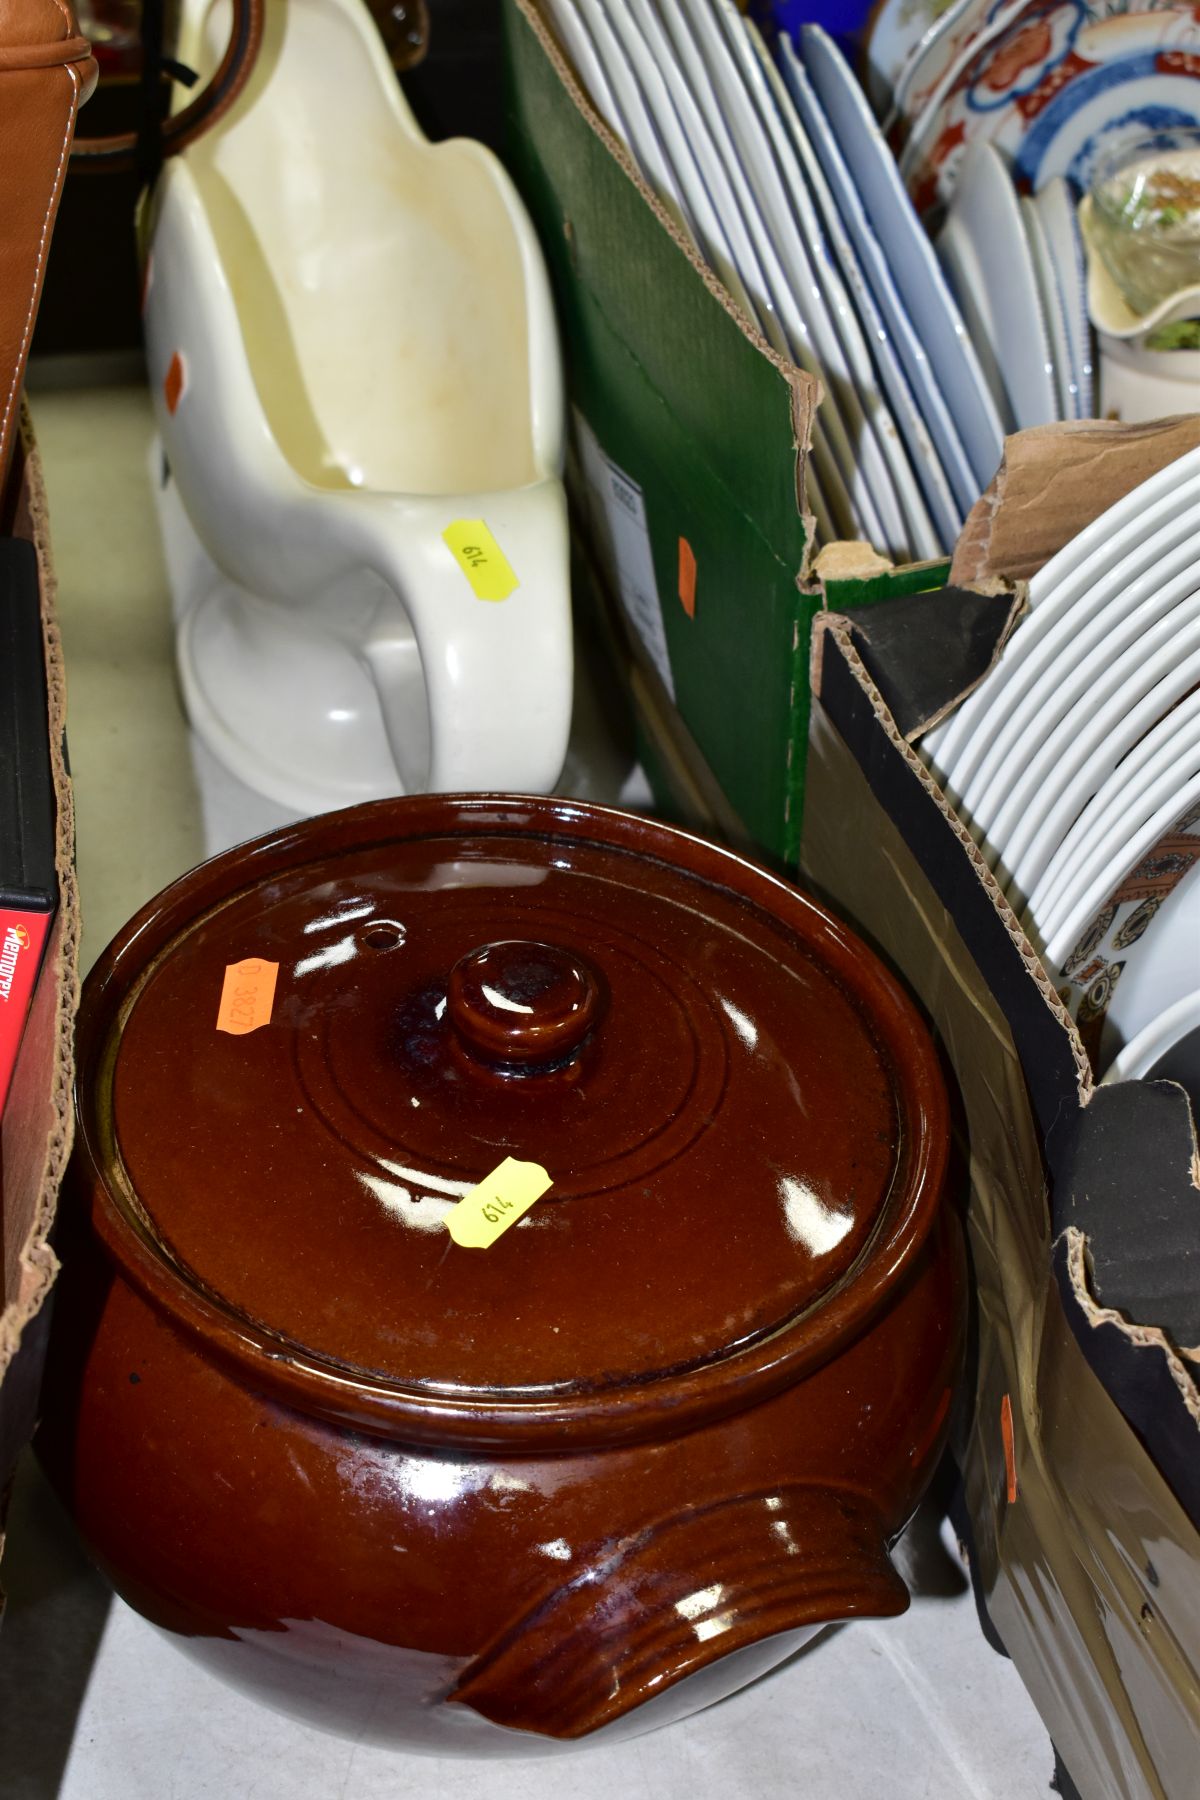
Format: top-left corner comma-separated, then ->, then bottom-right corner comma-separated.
447,1156 -> 553,1248
216,958 -> 278,1035
443,520 -> 519,602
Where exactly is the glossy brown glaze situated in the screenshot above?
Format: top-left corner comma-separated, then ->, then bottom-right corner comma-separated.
38,795 -> 965,1753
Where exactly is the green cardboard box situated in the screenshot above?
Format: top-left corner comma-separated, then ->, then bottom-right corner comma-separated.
500,0 -> 948,864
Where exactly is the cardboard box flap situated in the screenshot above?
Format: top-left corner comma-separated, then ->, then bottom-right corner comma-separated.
1053,1082 -> 1200,1353
951,416 -> 1200,588
1057,1230 -> 1200,1531
812,610 -> 1091,1135
834,584 -> 1026,741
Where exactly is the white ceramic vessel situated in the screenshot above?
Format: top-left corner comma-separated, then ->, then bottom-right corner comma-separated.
148,0 -> 572,813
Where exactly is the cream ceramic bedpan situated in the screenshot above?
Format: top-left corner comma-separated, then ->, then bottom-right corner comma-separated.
144,0 -> 570,812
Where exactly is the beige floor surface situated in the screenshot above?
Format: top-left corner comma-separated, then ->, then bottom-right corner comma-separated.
29,374 -> 208,972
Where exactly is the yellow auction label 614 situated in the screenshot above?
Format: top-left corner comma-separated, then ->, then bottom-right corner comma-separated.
442,519 -> 520,602
447,1156 -> 553,1248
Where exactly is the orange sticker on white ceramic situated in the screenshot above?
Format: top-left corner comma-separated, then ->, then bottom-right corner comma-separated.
1000,1392 -> 1018,1504
446,1156 -> 552,1248
216,958 -> 278,1036
442,520 -> 519,602
163,351 -> 186,416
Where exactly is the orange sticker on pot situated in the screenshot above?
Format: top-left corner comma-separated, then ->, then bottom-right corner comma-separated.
447,1156 -> 552,1248
216,958 -> 278,1035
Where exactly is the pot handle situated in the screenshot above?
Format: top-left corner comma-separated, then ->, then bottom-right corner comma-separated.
451,1484 -> 908,1741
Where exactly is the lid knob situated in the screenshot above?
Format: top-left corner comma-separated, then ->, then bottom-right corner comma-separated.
448,941 -> 602,1071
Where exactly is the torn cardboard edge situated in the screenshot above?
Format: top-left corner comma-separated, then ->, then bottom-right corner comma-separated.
951,414 -> 1200,587
0,411 -> 79,1506
1059,1230 -> 1200,1525
1051,1077 -> 1200,1357
512,0 -> 823,562
832,581 -> 1027,742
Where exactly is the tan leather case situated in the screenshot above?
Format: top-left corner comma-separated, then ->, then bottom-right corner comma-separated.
0,0 -> 96,480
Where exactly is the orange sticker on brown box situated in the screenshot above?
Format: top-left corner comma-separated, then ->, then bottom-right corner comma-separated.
217,959 -> 279,1035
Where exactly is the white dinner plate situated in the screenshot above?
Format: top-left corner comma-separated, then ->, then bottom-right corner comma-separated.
628,0 -> 851,540
1029,687 -> 1200,931
612,0 -> 793,352
973,556 -> 1200,855
992,604 -> 1200,903
1030,686 -> 1200,951
1021,194 -> 1075,420
923,446 -> 1200,783
778,34 -> 979,521
1034,176 -> 1094,418
749,19 -> 954,555
947,491 -> 1200,816
557,0 -> 841,540
711,0 -> 934,558
938,143 -> 1058,432
672,0 -> 900,552
542,0 -> 633,153
1043,770 -> 1200,973
1102,982 -> 1200,1091
562,0 -> 686,229
800,23 -> 1005,493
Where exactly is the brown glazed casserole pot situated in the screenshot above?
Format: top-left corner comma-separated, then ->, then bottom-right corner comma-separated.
39,795 -> 964,1755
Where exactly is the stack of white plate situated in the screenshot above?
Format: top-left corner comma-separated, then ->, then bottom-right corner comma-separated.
541,0 -> 1007,558
922,444 -> 1200,1088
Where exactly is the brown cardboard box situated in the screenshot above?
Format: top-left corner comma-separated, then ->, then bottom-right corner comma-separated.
0,417 -> 80,1566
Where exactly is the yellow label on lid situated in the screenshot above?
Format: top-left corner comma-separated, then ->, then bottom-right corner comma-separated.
446,1156 -> 552,1248
443,519 -> 519,602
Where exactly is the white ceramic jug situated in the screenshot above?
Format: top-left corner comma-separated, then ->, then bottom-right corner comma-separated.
145,0 -> 571,812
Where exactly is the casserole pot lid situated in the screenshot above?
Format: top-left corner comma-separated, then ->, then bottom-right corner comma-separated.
98,800 -> 930,1421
